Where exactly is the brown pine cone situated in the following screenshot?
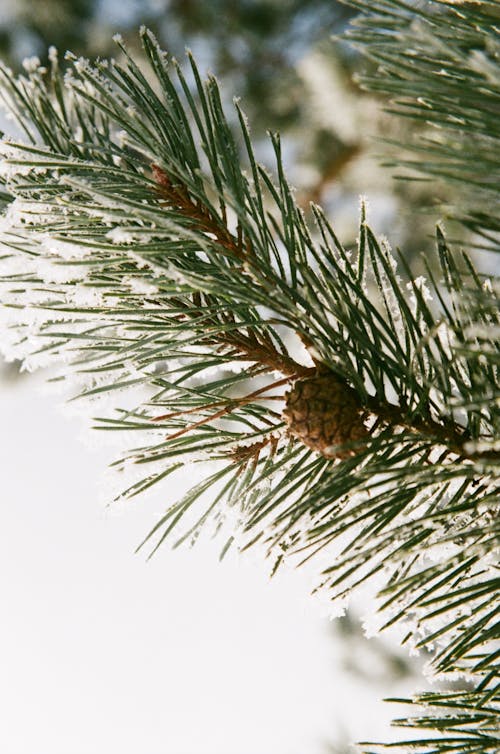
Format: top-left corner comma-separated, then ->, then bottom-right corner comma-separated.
283,371 -> 368,459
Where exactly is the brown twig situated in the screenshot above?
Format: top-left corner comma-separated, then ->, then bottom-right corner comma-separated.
152,164 -> 244,260
150,164 -> 498,464
155,376 -> 290,441
152,163 -> 314,379
227,435 -> 280,473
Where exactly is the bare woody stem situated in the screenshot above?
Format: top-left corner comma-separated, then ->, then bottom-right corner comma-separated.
152,163 -> 314,379
152,164 -> 245,260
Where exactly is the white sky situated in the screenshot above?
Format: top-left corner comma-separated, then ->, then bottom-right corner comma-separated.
0,372 -> 418,754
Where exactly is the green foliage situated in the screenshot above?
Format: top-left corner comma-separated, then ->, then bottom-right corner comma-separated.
365,689 -> 500,753
0,15 -> 498,754
345,0 -> 500,251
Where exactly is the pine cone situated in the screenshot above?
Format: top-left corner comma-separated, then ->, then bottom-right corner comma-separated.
283,372 -> 368,459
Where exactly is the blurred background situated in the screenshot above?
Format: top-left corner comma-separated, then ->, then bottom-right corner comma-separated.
0,2 -> 434,753
0,0 -> 447,256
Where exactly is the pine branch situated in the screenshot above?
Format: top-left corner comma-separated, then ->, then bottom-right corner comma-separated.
362,689 -> 500,754
150,162 -> 314,378
0,25 -> 498,753
344,0 -> 500,250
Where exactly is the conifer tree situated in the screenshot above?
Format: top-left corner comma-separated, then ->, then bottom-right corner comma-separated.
0,1 -> 498,751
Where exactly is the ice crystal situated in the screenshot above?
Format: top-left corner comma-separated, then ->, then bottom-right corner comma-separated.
22,56 -> 42,74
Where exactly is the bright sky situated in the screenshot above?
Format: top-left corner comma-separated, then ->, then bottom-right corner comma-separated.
0,371 -> 418,754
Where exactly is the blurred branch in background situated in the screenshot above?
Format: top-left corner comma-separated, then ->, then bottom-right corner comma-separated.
347,0 -> 500,258
0,0 -> 448,258
334,610 -> 422,687
0,358 -> 24,381
0,0 -> 97,63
